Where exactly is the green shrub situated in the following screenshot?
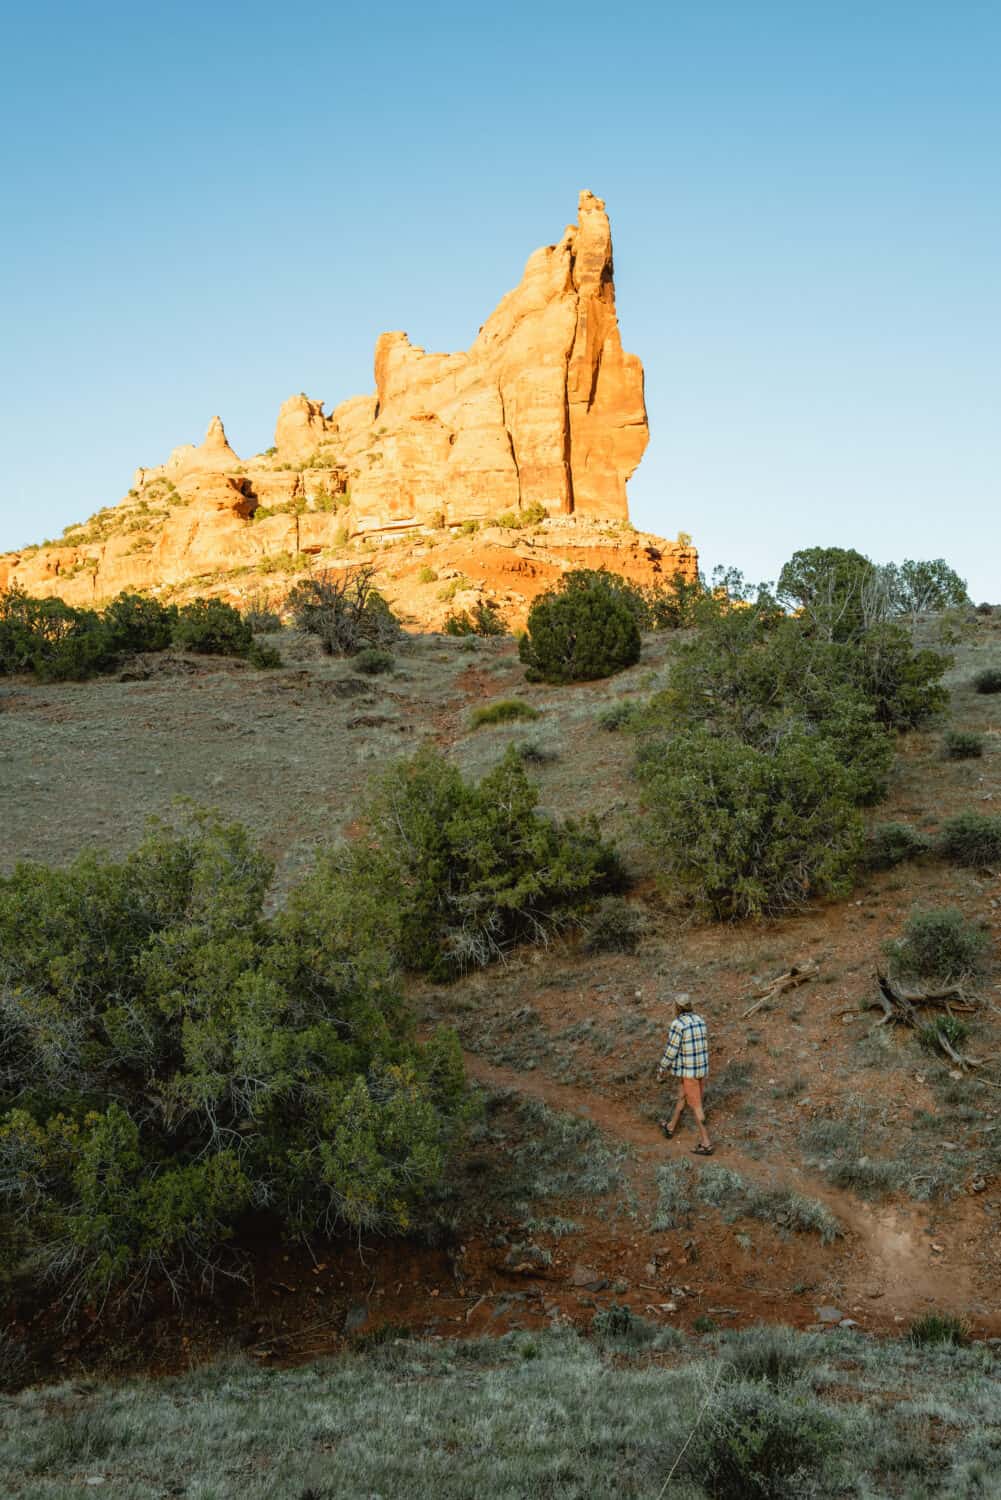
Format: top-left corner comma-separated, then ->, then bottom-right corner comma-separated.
597,701 -> 639,731
335,746 -> 622,978
918,1016 -> 969,1053
938,811 -> 1001,869
172,598 -> 253,656
581,897 -> 643,954
514,738 -> 559,764
0,812 -> 466,1311
973,667 -> 1001,694
469,698 -> 540,728
417,565 -> 438,584
644,608 -> 894,806
0,586 -> 116,681
590,1303 -> 665,1348
908,1312 -> 969,1347
444,602 -> 506,637
886,907 -> 989,985
863,822 -> 932,870
636,727 -> 863,919
353,648 -> 394,676
519,570 -> 642,683
943,729 -> 984,759
246,640 -> 282,669
691,1383 -> 843,1499
287,564 -> 400,656
640,570 -> 705,629
842,622 -> 950,729
777,545 -> 881,641
101,592 -> 176,653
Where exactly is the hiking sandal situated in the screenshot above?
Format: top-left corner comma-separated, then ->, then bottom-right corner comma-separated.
692,1143 -> 715,1155
659,1120 -> 676,1140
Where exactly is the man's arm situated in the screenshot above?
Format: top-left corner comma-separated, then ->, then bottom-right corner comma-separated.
656,1020 -> 682,1080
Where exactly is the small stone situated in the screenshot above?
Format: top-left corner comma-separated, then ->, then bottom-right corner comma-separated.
570,1263 -> 599,1288
972,1177 -> 987,1193
815,1306 -> 843,1323
839,1318 -> 860,1328
85,1482 -> 106,1489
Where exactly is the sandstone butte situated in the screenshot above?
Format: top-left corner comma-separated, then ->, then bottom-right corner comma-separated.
0,192 -> 696,628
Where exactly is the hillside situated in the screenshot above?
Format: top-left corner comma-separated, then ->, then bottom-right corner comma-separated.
3,608 -> 1001,1401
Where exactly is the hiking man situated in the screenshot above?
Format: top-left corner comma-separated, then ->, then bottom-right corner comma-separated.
656,994 -> 713,1155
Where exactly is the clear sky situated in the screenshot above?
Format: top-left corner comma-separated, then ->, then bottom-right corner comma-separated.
2,1 -> 998,598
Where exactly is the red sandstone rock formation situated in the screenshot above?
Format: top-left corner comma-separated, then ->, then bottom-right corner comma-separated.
0,192 -> 690,623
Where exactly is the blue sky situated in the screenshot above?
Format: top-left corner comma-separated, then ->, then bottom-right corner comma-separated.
2,1 -> 998,597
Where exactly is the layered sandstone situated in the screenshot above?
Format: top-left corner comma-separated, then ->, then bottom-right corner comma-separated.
0,192 -> 690,624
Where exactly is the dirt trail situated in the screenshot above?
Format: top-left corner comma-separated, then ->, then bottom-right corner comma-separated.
463,1051 -> 978,1323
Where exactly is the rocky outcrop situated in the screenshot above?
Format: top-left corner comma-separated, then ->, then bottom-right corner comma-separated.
0,192 -> 680,620
316,190 -> 648,528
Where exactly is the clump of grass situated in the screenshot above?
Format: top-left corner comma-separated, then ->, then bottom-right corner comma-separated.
652,1159 -> 693,1230
696,1164 -> 841,1244
581,897 -> 644,954
908,1312 -> 969,1347
719,1325 -> 822,1386
943,729 -> 984,760
863,821 -> 932,870
469,699 -> 540,729
417,565 -> 438,584
597,701 -> 639,731
514,738 -> 560,764
937,811 -> 1001,870
973,667 -> 1001,694
886,906 -> 989,984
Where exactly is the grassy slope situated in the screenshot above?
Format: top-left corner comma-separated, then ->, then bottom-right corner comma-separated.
2,611 -> 1001,1489
4,1326 -> 1001,1498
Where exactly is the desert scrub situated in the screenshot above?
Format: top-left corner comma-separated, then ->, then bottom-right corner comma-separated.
597,700 -> 639,731
909,1312 -> 969,1347
0,811 -> 467,1313
655,1159 -> 839,1241
943,729 -> 984,759
287,563 -> 400,655
416,565 -> 438,584
580,896 -> 644,954
519,569 -> 642,683
469,698 -> 540,728
7,1326 -> 1001,1495
937,811 -> 1001,870
172,597 -> 253,656
718,1325 -> 823,1387
443,601 -> 506,637
636,726 -> 863,919
973,666 -> 1001,693
863,821 -> 932,870
353,648 -> 395,675
886,907 -> 990,986
434,1091 -> 627,1230
312,745 -> 621,978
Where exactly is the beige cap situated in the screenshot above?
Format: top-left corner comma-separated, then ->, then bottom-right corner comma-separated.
673,993 -> 693,1013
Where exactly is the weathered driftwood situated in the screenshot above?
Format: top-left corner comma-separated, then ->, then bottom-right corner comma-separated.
740,961 -> 820,1020
865,971 -> 981,1070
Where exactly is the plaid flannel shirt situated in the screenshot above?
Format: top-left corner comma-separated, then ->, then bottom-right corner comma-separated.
657,1013 -> 709,1079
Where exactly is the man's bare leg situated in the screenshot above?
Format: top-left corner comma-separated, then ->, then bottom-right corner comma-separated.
685,1078 -> 712,1151
665,1082 -> 686,1135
